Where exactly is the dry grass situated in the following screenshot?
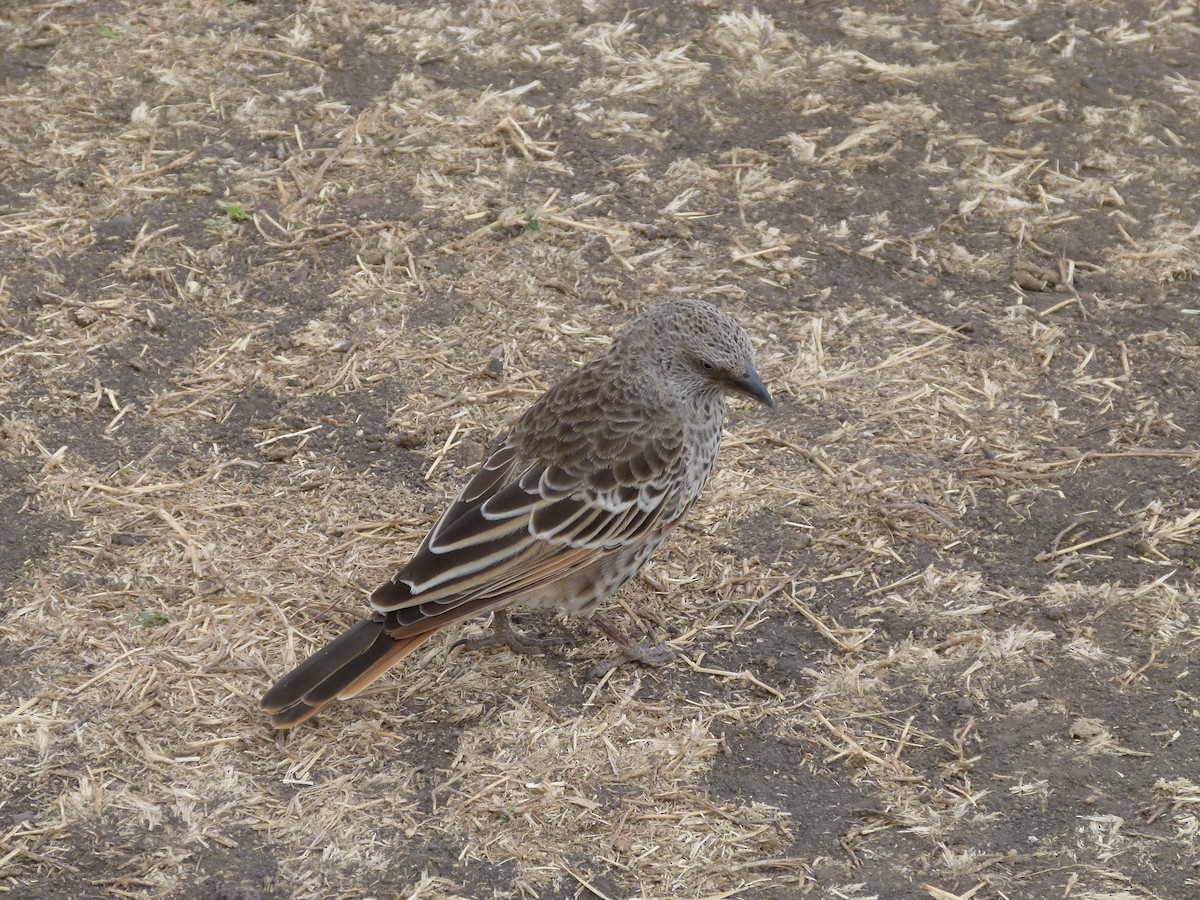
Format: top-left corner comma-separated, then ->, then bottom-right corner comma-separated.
1,1 -> 1198,898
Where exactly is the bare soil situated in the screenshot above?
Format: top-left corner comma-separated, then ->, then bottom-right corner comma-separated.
1,2 -> 1198,898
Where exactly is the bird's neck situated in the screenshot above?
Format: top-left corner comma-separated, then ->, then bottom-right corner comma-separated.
681,381 -> 726,423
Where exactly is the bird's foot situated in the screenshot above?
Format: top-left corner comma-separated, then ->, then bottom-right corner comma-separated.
587,613 -> 677,679
451,609 -> 576,657
587,642 -> 677,680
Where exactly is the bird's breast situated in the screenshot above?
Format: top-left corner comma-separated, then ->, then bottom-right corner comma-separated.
671,407 -> 724,516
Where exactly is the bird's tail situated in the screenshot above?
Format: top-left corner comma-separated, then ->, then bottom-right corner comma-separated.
260,618 -> 434,728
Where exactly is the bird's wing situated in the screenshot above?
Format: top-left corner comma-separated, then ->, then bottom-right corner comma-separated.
368,423 -> 686,635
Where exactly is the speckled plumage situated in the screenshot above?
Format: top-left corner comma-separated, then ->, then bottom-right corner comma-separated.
261,300 -> 772,727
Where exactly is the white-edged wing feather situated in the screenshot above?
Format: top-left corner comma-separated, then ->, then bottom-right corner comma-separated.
368,435 -> 685,634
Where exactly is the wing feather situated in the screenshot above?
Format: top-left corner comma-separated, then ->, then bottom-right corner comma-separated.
368,379 -> 691,634
529,495 -> 596,539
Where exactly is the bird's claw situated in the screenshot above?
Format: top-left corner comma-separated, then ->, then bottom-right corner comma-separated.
451,609 -> 576,658
587,642 -> 677,680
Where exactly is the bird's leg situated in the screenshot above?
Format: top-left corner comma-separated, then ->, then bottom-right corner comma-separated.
451,608 -> 576,657
587,613 -> 677,679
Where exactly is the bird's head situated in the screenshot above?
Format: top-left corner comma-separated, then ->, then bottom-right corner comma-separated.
622,299 -> 774,408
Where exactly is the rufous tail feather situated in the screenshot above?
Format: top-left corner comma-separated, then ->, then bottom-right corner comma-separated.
260,619 -> 434,728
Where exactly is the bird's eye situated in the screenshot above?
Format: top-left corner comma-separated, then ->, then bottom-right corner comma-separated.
701,361 -> 715,371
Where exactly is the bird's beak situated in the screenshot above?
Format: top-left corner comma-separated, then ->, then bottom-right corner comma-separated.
730,364 -> 774,408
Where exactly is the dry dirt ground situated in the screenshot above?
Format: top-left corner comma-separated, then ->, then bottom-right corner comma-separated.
2,1 -> 1199,898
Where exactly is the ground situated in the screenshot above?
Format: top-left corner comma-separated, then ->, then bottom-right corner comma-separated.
1,1 -> 1198,898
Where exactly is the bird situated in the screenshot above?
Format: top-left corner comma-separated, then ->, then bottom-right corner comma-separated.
260,299 -> 774,727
